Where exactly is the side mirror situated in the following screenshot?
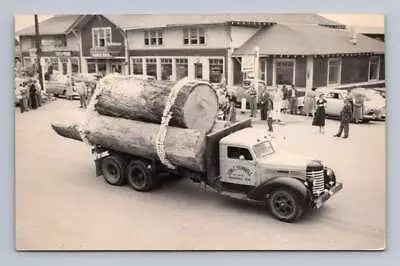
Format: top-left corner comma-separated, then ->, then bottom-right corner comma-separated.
239,155 -> 245,160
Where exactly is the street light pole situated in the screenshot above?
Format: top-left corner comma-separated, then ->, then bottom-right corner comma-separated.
34,14 -> 44,90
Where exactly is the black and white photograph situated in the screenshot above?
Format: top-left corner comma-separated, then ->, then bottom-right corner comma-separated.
14,13 -> 385,250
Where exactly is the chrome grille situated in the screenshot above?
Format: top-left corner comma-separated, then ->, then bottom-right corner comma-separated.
306,169 -> 325,196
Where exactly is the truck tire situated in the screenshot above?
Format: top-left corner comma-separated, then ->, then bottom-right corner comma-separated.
126,160 -> 155,192
267,188 -> 304,223
101,155 -> 126,186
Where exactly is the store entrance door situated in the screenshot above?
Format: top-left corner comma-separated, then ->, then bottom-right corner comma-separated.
111,62 -> 122,74
194,63 -> 203,79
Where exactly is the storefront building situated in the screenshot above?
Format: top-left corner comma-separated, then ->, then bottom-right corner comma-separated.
16,14 -> 384,89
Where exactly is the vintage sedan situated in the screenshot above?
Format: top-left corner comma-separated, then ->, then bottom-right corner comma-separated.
318,88 -> 385,122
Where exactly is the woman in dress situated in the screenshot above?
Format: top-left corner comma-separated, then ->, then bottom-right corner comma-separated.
273,86 -> 284,123
303,87 -> 317,118
312,93 -> 327,134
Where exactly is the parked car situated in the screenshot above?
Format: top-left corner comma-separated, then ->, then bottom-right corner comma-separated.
45,81 -> 78,100
317,88 -> 385,122
229,79 -> 266,106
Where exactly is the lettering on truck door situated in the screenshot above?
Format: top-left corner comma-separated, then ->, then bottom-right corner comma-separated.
221,146 -> 257,186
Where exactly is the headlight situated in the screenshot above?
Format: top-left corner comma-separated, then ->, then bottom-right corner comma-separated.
326,168 -> 333,177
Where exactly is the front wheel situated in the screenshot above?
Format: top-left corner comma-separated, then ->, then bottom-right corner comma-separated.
268,188 -> 305,223
126,160 -> 155,192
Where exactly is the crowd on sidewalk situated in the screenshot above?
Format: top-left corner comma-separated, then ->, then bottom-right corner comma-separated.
15,79 -> 48,113
217,82 -> 361,139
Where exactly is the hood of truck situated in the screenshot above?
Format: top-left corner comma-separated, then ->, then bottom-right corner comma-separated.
257,151 -> 317,173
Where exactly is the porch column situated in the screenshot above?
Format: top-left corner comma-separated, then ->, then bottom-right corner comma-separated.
81,58 -> 88,73
57,58 -> 63,74
142,58 -> 147,76
188,57 -> 195,80
156,57 -> 162,80
67,57 -> 72,75
272,57 -> 277,87
227,48 -> 234,86
202,57 -> 210,81
306,55 -> 314,90
171,58 -> 177,81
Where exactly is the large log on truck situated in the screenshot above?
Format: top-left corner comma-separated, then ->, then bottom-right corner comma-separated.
94,79 -> 219,133
51,114 -> 207,172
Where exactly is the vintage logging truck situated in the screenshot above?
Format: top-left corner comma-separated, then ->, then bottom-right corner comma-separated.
52,77 -> 342,223
89,119 -> 342,223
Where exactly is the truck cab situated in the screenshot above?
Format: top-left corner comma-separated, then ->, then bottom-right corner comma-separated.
215,127 -> 343,222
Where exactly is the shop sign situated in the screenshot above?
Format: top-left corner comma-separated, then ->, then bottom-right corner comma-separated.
56,51 -> 72,57
241,55 -> 255,72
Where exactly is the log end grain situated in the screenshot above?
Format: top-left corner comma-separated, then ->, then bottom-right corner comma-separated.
182,83 -> 219,134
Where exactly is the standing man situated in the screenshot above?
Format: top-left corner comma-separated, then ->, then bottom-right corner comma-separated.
334,98 -> 353,139
76,81 -> 87,108
248,84 -> 257,118
288,84 -> 298,115
259,88 -> 269,121
266,93 -> 274,132
34,80 -> 42,107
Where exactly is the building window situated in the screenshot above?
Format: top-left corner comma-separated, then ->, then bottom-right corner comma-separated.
131,58 -> 143,75
209,58 -> 224,83
87,62 -> 96,74
176,58 -> 188,80
49,57 -> 59,71
327,58 -> 342,85
146,58 -> 157,78
92,27 -> 112,48
368,56 -> 380,81
276,59 -> 295,85
161,58 -> 173,80
71,57 -> 80,73
183,28 -> 206,45
144,30 -> 163,46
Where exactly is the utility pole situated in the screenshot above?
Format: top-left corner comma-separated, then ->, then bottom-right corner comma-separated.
34,14 -> 44,90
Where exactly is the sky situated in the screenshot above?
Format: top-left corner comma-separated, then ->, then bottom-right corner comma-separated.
14,13 -> 385,32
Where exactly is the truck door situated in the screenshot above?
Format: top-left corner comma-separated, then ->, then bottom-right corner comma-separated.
220,146 -> 258,186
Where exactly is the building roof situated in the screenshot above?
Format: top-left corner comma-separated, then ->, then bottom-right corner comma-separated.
356,26 -> 384,35
233,24 -> 385,56
105,13 -> 344,29
15,13 -> 343,36
16,15 -> 80,36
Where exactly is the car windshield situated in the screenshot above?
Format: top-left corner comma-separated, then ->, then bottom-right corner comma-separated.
253,141 -> 275,158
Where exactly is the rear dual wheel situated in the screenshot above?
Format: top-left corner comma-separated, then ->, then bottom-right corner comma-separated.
101,155 -> 127,186
126,160 -> 155,192
101,156 -> 156,192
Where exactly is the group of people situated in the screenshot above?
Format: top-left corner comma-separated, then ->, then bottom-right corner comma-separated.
218,82 -> 362,139
73,79 -> 98,109
304,88 -> 358,139
15,79 -> 44,113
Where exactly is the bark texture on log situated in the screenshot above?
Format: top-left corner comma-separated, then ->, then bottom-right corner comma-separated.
95,79 -> 218,133
51,114 -> 207,172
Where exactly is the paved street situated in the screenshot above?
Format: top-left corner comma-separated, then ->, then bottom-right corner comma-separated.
15,99 -> 385,250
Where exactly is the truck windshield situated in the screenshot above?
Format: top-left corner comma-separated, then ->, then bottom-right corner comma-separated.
253,141 -> 275,158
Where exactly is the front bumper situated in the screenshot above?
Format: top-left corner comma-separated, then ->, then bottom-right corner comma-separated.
312,182 -> 343,208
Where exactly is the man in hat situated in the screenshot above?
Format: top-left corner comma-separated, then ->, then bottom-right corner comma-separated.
334,97 -> 353,139
248,84 -> 258,118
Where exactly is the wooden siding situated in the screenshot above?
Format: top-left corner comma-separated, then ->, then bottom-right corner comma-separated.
295,57 -> 306,87
80,15 -> 125,57
313,57 -> 328,87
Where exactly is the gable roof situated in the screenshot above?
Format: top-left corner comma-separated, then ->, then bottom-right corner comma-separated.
105,13 -> 344,29
16,15 -> 80,36
233,24 -> 385,56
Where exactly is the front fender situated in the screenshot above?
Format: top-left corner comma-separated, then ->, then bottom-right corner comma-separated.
247,176 -> 310,202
